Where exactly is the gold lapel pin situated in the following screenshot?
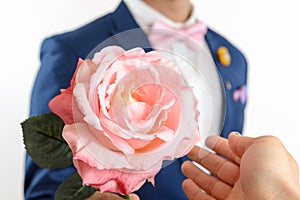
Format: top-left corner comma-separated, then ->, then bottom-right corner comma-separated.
217,46 -> 231,67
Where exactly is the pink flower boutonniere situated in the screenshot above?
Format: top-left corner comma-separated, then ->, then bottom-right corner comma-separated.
22,46 -> 200,199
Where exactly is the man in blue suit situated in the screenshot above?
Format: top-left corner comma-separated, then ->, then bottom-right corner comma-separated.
25,0 -> 247,199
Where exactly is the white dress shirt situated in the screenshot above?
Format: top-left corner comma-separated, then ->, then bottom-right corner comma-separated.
124,0 -> 225,143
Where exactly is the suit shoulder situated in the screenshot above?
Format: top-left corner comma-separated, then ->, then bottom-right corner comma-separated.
54,12 -> 113,40
42,12 -> 115,57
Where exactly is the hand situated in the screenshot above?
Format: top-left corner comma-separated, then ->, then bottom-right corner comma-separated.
182,132 -> 300,200
86,192 -> 139,200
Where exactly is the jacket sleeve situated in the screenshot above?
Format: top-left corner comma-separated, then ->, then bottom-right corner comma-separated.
24,37 -> 78,200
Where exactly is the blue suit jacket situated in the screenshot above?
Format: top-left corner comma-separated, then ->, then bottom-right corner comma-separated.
25,2 -> 247,199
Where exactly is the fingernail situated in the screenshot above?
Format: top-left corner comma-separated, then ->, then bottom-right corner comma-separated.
198,148 -> 210,159
231,132 -> 241,136
205,136 -> 218,149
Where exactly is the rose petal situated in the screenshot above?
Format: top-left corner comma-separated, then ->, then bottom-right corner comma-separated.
123,47 -> 145,58
48,59 -> 84,124
63,123 -> 134,168
48,88 -> 74,124
92,46 -> 125,66
154,126 -> 174,142
125,138 -> 152,149
124,104 -> 165,134
75,60 -> 97,84
127,102 -> 150,121
75,160 -> 158,194
73,83 -> 102,130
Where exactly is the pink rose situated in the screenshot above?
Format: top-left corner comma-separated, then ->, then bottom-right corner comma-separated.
49,46 -> 200,195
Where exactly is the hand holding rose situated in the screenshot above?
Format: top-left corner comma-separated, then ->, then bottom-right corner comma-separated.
182,132 -> 300,200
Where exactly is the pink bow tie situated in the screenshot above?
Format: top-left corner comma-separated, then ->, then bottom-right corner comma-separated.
148,20 -> 207,50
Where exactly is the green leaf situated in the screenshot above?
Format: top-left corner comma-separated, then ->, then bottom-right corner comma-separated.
55,171 -> 96,200
21,112 -> 72,168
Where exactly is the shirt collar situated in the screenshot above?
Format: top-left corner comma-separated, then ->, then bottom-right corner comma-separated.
123,0 -> 198,32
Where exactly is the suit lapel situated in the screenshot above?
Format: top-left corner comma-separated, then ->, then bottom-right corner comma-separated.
205,29 -> 227,77
205,29 -> 230,136
86,1 -> 152,58
110,1 -> 152,51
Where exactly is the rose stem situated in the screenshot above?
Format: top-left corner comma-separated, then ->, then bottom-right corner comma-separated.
124,194 -> 131,200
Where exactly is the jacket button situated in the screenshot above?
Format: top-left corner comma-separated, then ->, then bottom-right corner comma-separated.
225,81 -> 232,90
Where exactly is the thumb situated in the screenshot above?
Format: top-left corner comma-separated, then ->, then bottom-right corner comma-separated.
228,132 -> 255,158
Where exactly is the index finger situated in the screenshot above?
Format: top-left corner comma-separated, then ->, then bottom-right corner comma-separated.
205,135 -> 241,165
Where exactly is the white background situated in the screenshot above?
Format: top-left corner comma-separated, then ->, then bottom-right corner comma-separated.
1,0 -> 299,199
